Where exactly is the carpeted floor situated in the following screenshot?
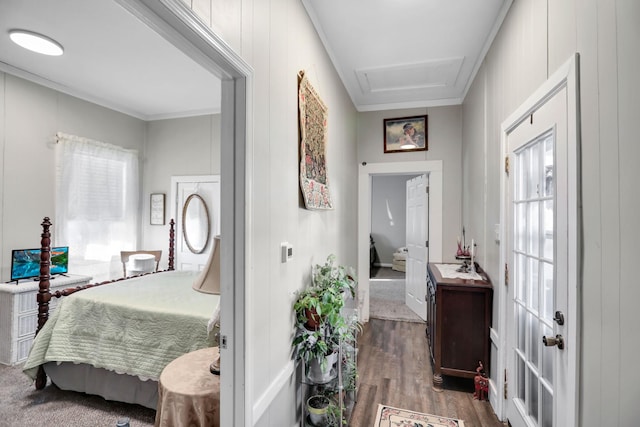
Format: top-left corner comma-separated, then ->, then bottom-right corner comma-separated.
0,363 -> 155,427
369,268 -> 423,323
370,265 -> 405,280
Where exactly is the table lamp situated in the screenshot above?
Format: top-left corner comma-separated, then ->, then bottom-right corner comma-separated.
192,235 -> 221,374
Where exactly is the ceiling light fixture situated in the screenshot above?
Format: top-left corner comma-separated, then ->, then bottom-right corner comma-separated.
9,29 -> 64,56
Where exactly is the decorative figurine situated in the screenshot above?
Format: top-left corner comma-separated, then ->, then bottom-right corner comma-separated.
473,361 -> 488,401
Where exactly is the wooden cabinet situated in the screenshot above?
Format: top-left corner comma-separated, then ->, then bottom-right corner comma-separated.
426,263 -> 492,390
0,274 -> 91,365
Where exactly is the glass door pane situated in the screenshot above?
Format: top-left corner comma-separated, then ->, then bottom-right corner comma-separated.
512,132 -> 555,426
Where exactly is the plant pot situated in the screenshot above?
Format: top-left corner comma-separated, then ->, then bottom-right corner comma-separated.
306,395 -> 330,427
307,351 -> 338,383
304,307 -> 322,330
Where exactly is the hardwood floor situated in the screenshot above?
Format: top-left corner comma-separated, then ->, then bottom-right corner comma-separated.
348,318 -> 504,427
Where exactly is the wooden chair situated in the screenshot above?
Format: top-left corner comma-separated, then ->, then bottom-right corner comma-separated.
120,250 -> 162,277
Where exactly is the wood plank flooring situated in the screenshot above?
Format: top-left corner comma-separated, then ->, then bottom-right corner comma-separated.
348,318 -> 504,427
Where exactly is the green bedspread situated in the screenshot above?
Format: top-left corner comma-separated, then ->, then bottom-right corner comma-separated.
23,270 -> 220,381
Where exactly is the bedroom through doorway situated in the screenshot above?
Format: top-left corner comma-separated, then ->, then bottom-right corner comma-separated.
369,174 -> 422,323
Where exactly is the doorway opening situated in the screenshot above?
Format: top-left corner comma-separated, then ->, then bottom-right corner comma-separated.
357,160 -> 443,323
369,173 -> 421,323
121,1 -> 253,425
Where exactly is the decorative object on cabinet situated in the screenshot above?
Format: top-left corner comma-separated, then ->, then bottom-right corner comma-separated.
426,262 -> 493,392
383,114 -> 428,153
150,193 -> 166,225
298,70 -> 333,210
293,255 -> 359,426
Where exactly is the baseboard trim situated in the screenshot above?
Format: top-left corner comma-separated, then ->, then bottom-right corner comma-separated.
252,359 -> 296,425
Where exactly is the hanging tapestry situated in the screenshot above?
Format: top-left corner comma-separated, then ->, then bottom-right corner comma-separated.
298,70 -> 333,210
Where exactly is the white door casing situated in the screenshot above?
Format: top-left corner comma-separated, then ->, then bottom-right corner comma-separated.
358,160 -> 443,323
497,54 -> 580,427
405,174 -> 428,320
118,1 -> 253,425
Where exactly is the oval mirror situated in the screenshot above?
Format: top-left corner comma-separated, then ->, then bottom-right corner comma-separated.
182,193 -> 211,254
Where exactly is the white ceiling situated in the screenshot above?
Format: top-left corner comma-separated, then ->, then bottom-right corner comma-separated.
0,0 -> 512,120
302,0 -> 512,111
0,0 -> 222,121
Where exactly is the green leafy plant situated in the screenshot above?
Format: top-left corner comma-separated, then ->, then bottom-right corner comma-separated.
292,255 -> 358,373
325,399 -> 346,426
312,254 -> 357,299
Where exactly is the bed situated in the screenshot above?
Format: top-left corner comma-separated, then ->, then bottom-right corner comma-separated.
22,217 -> 220,409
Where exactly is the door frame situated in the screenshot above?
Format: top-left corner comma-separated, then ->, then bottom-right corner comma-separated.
497,54 -> 581,424
358,160 -> 443,322
118,1 -> 253,425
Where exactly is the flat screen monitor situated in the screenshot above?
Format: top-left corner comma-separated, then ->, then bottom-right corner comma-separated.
10,246 -> 69,282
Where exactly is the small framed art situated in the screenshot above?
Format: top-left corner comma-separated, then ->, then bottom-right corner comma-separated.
383,115 -> 428,153
150,193 -> 165,225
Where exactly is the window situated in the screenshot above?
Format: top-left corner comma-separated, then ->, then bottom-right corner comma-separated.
55,132 -> 139,280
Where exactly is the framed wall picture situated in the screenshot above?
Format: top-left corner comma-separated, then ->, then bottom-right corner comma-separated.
150,193 -> 166,225
383,115 -> 428,153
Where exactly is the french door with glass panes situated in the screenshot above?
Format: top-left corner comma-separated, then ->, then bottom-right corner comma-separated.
504,58 -> 579,427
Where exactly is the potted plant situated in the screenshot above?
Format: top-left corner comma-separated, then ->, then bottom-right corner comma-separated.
306,394 -> 330,426
293,322 -> 340,383
293,285 -> 345,331
311,254 -> 356,299
292,255 -> 356,402
342,357 -> 358,406
293,255 -> 358,384
325,399 -> 346,426
306,395 -> 345,427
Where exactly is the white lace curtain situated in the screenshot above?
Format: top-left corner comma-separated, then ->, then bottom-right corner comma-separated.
55,132 -> 139,272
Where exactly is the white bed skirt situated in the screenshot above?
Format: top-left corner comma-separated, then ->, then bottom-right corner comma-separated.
44,362 -> 159,410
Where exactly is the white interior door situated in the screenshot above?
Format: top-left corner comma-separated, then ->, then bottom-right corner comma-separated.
171,175 -> 220,272
504,78 -> 576,427
405,174 -> 428,321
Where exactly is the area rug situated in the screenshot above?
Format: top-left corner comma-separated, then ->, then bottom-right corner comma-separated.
374,404 -> 465,427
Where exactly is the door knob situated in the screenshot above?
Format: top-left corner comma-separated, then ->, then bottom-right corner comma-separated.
542,334 -> 564,350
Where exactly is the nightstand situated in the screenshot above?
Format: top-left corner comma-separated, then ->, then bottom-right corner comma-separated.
155,346 -> 220,427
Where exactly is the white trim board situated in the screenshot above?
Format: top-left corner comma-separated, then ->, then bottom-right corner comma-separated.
117,1 -> 254,425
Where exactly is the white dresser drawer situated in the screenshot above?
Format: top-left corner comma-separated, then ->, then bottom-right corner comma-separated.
0,274 -> 92,365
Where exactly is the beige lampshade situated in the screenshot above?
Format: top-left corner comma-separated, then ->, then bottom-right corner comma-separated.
192,235 -> 221,294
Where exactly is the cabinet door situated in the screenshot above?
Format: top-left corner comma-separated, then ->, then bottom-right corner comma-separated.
439,287 -> 489,375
